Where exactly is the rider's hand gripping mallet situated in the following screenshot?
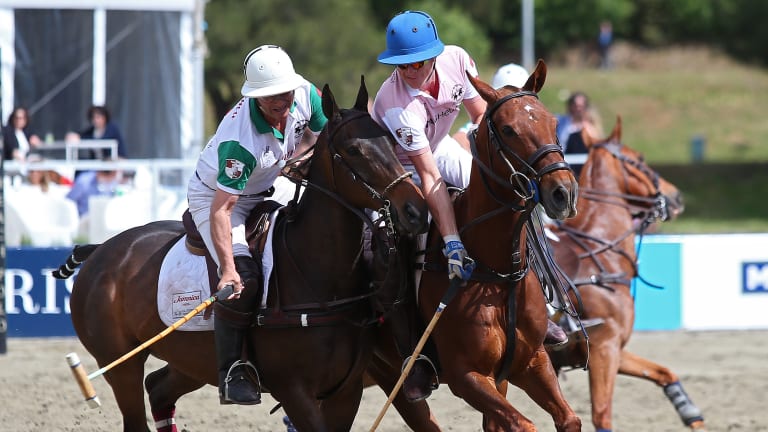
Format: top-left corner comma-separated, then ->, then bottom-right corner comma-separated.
65,284 -> 235,408
369,269 -> 468,432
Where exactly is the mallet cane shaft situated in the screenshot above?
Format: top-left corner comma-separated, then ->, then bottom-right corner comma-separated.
65,284 -> 234,408
369,276 -> 465,432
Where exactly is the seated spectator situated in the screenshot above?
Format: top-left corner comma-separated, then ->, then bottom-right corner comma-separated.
66,166 -> 124,216
2,107 -> 42,162
25,154 -> 73,194
67,105 -> 127,179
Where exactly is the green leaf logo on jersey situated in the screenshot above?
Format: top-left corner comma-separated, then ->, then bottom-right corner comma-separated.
225,159 -> 245,179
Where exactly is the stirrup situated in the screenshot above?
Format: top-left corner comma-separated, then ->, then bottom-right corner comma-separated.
401,354 -> 439,402
222,360 -> 262,405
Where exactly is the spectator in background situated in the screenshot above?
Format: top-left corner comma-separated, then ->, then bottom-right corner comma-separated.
2,107 -> 42,162
65,165 -> 123,216
67,105 -> 127,160
66,105 -> 127,179
598,20 -> 613,69
556,91 -> 601,178
25,154 -> 73,194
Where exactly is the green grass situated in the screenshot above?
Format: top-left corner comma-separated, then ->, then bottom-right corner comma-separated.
533,45 -> 768,165
477,46 -> 768,234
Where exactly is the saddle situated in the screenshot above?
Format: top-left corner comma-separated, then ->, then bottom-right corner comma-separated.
180,201 -> 284,318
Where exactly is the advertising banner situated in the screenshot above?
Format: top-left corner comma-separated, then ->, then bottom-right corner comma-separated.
4,247 -> 75,337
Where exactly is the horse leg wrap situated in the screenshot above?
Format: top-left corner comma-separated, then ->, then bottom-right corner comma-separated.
663,381 -> 704,426
151,406 -> 177,432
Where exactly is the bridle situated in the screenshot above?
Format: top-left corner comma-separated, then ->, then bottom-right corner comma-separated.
558,141 -> 671,291
469,91 -> 571,213
277,109 -> 414,320
579,142 -> 669,223
285,110 -> 413,236
464,90 -> 576,383
462,90 -> 571,284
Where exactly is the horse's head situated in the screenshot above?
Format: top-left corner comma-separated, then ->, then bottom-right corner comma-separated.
314,77 -> 428,235
467,60 -> 578,220
584,116 -> 685,222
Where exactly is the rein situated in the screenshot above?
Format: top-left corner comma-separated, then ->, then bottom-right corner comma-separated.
460,91 -> 573,384
468,91 -> 569,215
560,142 -> 670,292
267,110 -> 413,326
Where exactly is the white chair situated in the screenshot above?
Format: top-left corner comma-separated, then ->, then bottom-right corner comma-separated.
5,188 -> 79,247
87,187 -> 180,243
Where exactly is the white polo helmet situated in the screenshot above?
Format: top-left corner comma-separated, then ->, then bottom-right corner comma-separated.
491,63 -> 530,89
241,45 -> 304,98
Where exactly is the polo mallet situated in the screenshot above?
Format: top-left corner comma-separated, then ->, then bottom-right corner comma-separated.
369,269 -> 468,432
65,284 -> 235,408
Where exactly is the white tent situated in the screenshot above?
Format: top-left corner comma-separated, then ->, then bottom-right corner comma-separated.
0,0 -> 206,159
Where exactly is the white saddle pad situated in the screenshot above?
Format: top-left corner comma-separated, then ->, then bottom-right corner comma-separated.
157,235 -> 215,331
156,211 -> 281,331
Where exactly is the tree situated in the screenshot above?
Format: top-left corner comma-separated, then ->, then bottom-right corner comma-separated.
204,0 -> 385,129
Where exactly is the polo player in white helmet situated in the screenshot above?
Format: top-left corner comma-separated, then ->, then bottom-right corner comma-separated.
187,44 -> 328,405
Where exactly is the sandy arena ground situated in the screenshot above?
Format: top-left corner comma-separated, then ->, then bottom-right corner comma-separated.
0,329 -> 765,431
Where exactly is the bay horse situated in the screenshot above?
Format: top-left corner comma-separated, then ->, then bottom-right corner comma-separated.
545,117 -> 704,431
60,79 -> 428,432
367,60 -> 582,432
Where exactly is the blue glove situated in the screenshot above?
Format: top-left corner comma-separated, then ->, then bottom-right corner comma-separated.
443,235 -> 476,280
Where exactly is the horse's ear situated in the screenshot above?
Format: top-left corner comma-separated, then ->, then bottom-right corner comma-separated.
522,59 -> 547,93
467,71 -> 497,102
613,115 -> 622,142
354,75 -> 369,112
322,84 -> 342,122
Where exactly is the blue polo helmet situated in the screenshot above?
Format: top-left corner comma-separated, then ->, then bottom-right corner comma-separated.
378,11 -> 445,65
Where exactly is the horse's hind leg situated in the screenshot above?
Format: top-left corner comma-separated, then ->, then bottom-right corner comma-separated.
145,365 -> 206,432
508,349 -> 581,432
618,349 -> 705,430
100,353 -> 153,432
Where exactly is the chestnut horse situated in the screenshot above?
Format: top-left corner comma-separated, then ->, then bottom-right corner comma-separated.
60,80 -> 428,432
545,118 -> 705,431
367,60 -> 581,432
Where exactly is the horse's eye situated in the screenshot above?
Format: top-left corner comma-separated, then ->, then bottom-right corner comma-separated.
345,144 -> 363,157
501,125 -> 518,137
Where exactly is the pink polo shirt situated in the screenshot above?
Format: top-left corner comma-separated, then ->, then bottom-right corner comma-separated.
372,45 -> 480,163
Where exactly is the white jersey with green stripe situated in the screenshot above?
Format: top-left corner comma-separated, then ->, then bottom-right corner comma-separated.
194,81 -> 326,196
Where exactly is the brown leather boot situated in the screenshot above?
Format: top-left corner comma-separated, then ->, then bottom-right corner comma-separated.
214,317 -> 261,405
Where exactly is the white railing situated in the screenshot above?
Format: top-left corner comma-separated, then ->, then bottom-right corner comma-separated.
34,139 -> 119,162
3,158 -> 196,246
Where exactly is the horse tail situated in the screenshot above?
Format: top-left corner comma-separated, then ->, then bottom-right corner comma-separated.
52,244 -> 100,279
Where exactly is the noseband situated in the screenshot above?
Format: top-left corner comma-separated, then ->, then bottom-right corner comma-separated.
584,142 -> 668,223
